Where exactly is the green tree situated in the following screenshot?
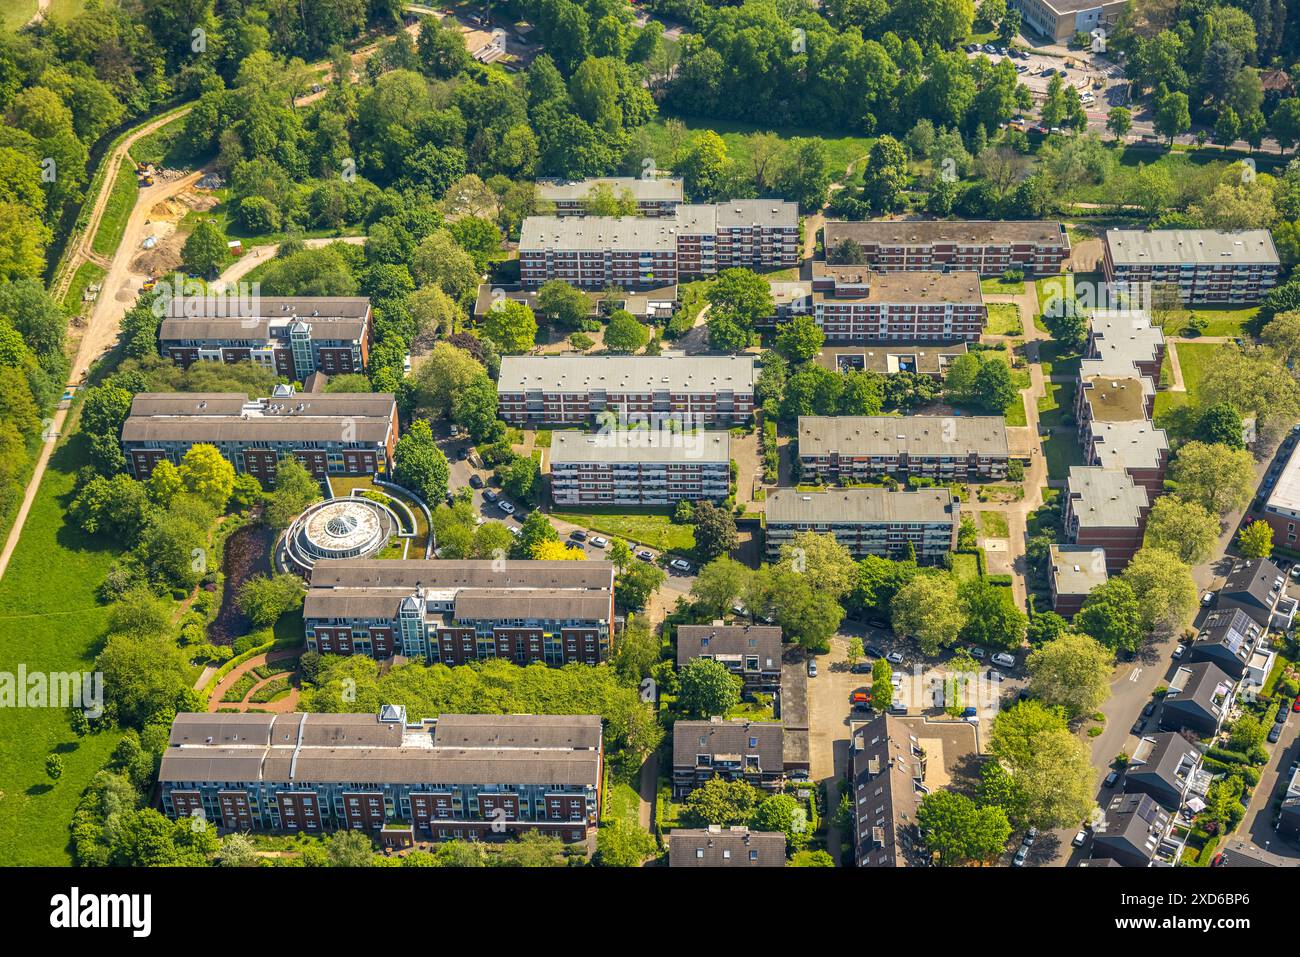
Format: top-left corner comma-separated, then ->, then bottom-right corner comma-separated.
871,658 -> 893,710
989,701 -> 1095,829
1170,441 -> 1255,517
603,309 -> 650,353
265,457 -> 323,529
1238,520 -> 1274,559
1154,90 -> 1191,145
1026,633 -> 1114,717
682,777 -> 764,827
892,573 -> 965,656
182,220 -> 229,276
1105,106 -> 1132,142
774,314 -> 825,363
693,500 -> 739,562
1076,577 -> 1144,652
178,444 -> 235,513
690,556 -> 752,618
677,657 -> 742,717
535,280 -> 592,329
916,790 -> 1011,864
958,578 -> 1027,650
752,793 -> 809,851
483,299 -> 537,354
861,135 -> 909,213
596,818 -> 657,866
1142,497 -> 1221,565
616,561 -> 666,611
394,418 -> 450,505
236,573 -> 307,626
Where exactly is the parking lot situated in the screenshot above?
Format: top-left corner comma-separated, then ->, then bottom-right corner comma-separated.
962,42 -> 1127,122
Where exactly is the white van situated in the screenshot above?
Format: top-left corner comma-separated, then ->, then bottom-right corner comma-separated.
991,652 -> 1017,669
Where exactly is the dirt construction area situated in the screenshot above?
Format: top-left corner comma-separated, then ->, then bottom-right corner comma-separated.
129,187 -> 219,277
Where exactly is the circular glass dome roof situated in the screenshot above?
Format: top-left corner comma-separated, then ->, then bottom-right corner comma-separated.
325,513 -> 359,538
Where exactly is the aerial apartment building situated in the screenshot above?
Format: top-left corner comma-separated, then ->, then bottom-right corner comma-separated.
302,559 -> 616,663
791,264 -> 988,342
1012,0 -> 1128,44
1048,544 -> 1108,617
518,200 -> 799,289
121,385 -> 398,483
672,717 -> 785,797
1103,229 -> 1281,303
815,343 -> 969,378
669,826 -> 786,866
496,355 -> 756,427
796,415 -> 1010,483
535,176 -> 685,217
822,220 -> 1070,276
765,487 -> 960,563
1062,466 -> 1150,573
549,429 -> 730,507
472,282 -> 679,324
1255,439 -> 1300,551
159,708 -> 603,845
158,296 -> 372,379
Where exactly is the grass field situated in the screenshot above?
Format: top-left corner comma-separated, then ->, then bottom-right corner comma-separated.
0,424 -> 125,865
952,551 -> 981,582
981,276 -> 1025,295
1043,430 -> 1085,481
1153,341 -> 1230,426
0,0 -> 36,30
979,511 -> 1009,538
1070,147 -> 1287,206
129,113 -> 191,168
551,509 -> 696,554
61,261 -> 106,314
1037,377 -> 1076,428
641,115 -> 874,182
986,303 -> 1023,337
90,159 -> 139,258
1181,306 -> 1257,338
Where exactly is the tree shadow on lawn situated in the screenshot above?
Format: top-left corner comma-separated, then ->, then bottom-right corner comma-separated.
50,432 -> 121,557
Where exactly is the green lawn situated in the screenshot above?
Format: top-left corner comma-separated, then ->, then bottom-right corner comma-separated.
1153,340 -> 1231,426
985,303 -> 1023,337
61,261 -> 106,315
1037,378 -> 1076,428
602,776 -> 641,828
640,115 -> 874,183
1043,430 -> 1085,481
951,552 -> 981,582
1181,306 -> 1257,338
981,276 -> 1025,295
128,113 -> 191,168
550,509 -> 696,554
0,0 -> 36,30
0,424 -> 125,865
979,511 -> 1009,538
1037,340 -> 1081,380
90,159 -> 139,258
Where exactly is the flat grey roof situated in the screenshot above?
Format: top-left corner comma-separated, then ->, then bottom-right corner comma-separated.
815,343 -> 968,376
498,354 -> 756,394
825,219 -> 1067,247
520,201 -> 796,252
432,714 -> 602,751
472,283 -> 677,319
122,391 -> 396,445
811,265 -> 984,304
798,415 -> 1009,458
536,176 -> 684,203
550,429 -> 730,465
1086,419 -> 1169,472
1066,466 -> 1149,528
1106,229 -> 1279,267
766,487 -> 957,525
309,558 -> 615,592
1088,309 -> 1165,366
1050,544 -> 1108,596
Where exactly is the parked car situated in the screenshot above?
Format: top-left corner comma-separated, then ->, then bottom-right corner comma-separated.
483,489 -> 498,503
807,658 -> 818,677
1276,704 -> 1289,723
1171,644 -> 1186,659
991,652 -> 1016,669
569,529 -> 587,542
1131,719 -> 1145,735
851,689 -> 870,711
1292,697 -> 1300,712
987,669 -> 1004,682
888,702 -> 908,715
590,536 -> 608,548
669,558 -> 693,574
866,645 -> 886,659
1023,827 -> 1038,846
1072,830 -> 1088,848
636,549 -> 654,562
1200,591 -> 1216,607
1103,770 -> 1120,788
962,707 -> 978,723
1142,702 -> 1156,718
496,500 -> 516,515
468,474 -> 484,489
1012,845 -> 1028,867
886,651 -> 904,665
850,662 -> 872,674
969,646 -> 986,660
1269,723 -> 1283,744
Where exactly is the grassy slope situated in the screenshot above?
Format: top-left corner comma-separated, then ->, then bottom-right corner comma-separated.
0,0 -> 36,31
90,159 -> 139,258
0,425 -> 123,865
640,115 -> 873,181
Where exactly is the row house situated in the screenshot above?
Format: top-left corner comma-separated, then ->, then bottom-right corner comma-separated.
815,343 -> 969,378
1090,792 -> 1175,868
672,718 -> 784,798
535,176 -> 685,217
159,709 -> 603,845
497,355 -> 755,427
1104,229 -> 1280,304
302,558 -> 616,664
797,415 -> 1010,483
121,385 -> 397,484
1158,662 -> 1236,738
669,826 -> 785,866
676,624 -> 782,698
549,430 -> 730,507
517,201 -> 798,289
1062,466 -> 1150,573
1215,557 -> 1296,634
822,220 -> 1070,276
1125,732 -> 1212,817
765,488 -> 960,563
158,296 -> 371,379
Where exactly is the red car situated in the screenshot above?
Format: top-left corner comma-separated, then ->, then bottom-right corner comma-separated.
1292,698 -> 1300,712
